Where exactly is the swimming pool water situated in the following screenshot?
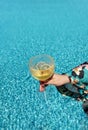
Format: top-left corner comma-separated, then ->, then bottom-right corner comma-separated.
0,0 -> 88,130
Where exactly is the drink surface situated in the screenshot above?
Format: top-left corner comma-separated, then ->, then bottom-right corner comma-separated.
30,62 -> 54,81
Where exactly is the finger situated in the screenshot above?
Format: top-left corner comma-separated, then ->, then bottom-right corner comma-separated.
40,84 -> 45,92
39,82 -> 48,92
40,80 -> 53,86
44,79 -> 54,85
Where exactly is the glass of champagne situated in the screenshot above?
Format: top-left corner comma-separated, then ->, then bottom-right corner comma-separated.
29,54 -> 54,81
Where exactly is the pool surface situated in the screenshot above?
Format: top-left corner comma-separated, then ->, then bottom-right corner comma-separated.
0,0 -> 88,130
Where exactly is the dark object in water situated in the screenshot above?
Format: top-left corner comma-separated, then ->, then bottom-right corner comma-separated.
82,100 -> 88,114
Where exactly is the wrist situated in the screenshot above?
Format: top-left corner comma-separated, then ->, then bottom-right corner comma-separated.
62,74 -> 70,84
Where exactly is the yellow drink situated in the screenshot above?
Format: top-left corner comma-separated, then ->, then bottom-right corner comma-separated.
30,62 -> 54,81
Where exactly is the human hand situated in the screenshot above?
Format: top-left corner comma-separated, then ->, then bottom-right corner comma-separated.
39,73 -> 70,92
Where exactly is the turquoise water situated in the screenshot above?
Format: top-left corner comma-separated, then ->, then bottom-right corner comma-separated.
0,0 -> 88,129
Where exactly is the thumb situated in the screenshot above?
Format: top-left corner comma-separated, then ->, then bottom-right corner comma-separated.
40,84 -> 45,92
39,82 -> 48,92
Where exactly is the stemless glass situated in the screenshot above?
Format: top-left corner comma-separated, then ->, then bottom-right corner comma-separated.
29,54 -> 54,81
